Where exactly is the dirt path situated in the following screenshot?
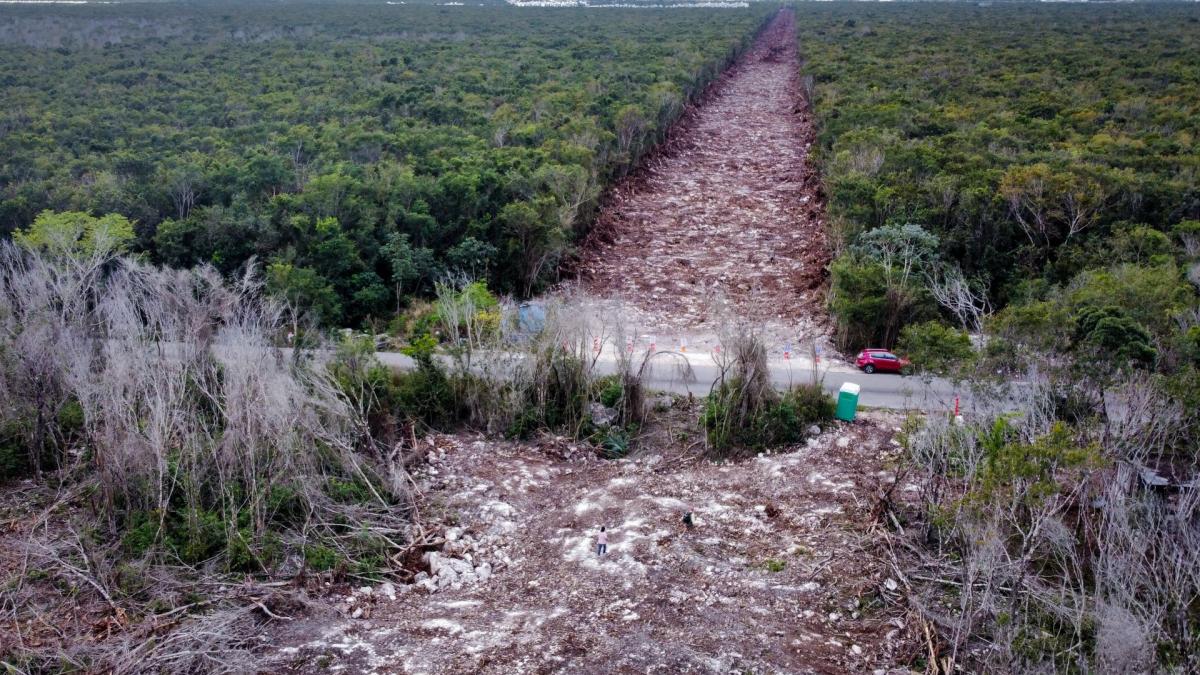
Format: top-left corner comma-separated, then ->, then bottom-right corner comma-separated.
574,10 -> 828,331
265,417 -> 919,674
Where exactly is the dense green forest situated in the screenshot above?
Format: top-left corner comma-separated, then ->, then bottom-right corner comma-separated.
801,3 -> 1200,332
801,1 -> 1199,373
0,3 -> 769,326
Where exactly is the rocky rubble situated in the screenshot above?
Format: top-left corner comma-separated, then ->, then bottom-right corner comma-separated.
265,413 -> 921,673
414,534 -> 500,593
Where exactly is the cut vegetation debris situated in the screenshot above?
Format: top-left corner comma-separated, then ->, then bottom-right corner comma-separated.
263,417 -> 920,673
572,10 -> 829,331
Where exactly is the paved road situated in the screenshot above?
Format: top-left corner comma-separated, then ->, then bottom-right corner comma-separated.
373,348 -> 964,413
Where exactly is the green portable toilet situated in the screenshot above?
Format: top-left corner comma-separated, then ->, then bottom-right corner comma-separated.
835,382 -> 860,422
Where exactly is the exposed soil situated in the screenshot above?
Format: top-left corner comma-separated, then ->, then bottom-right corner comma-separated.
572,9 -> 829,332
264,412 -> 921,674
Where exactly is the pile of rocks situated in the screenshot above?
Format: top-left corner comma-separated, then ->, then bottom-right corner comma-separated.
412,527 -> 512,593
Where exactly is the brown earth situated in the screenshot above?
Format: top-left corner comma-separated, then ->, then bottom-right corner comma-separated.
264,412 -> 921,674
573,9 -> 830,330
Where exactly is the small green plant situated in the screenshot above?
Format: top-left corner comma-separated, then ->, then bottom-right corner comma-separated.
121,511 -> 162,557
763,558 -> 786,573
326,477 -> 375,504
598,426 -> 633,459
595,375 -> 624,409
304,544 -> 339,572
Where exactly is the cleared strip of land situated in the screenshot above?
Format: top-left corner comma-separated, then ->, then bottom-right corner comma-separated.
576,9 -> 828,330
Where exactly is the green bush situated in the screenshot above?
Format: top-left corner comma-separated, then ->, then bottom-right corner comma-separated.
595,375 -> 624,409
266,485 -> 304,527
507,345 -> 591,439
227,528 -> 282,573
0,420 -> 30,479
304,544 -> 339,572
326,477 -> 375,504
0,397 -> 87,480
897,321 -> 975,377
702,382 -> 833,453
122,511 -> 163,557
174,508 -> 225,565
762,558 -> 786,573
1067,263 -> 1192,339
390,364 -> 460,430
332,332 -> 460,432
597,426 -> 633,459
1071,306 -> 1157,369
782,383 -> 837,428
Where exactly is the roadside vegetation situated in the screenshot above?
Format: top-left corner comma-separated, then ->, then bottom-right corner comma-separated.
797,3 -> 1200,670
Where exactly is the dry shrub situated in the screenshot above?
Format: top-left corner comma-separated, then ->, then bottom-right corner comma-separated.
0,240 -> 410,569
432,283 -> 685,439
899,372 -> 1200,672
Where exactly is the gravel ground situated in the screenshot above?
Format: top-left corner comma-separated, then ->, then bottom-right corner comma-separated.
264,412 -> 922,674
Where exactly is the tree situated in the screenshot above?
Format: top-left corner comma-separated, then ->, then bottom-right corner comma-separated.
1067,263 -> 1192,338
1113,225 -> 1172,265
501,199 -> 563,296
926,265 -> 991,335
833,223 -> 940,349
13,211 -> 137,309
536,163 -> 597,233
615,104 -> 649,163
999,163 -> 1106,250
853,222 -> 940,291
897,320 -> 975,377
266,262 -> 342,326
445,236 -> 497,278
1173,220 -> 1200,259
14,210 -> 134,259
159,158 -> 206,221
382,231 -> 438,305
1072,306 -> 1156,369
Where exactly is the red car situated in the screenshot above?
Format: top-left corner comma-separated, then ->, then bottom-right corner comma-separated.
855,349 -> 910,374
